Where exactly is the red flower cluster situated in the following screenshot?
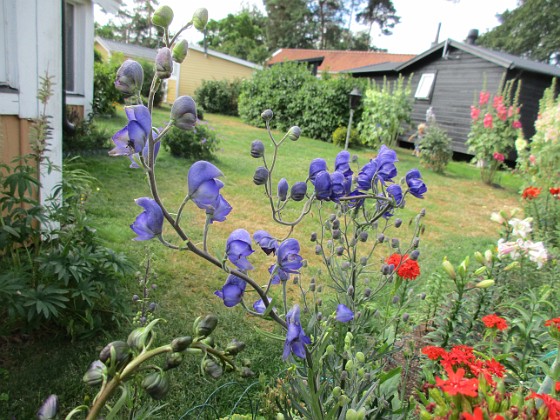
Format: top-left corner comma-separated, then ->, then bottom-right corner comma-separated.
492,152 -> 505,162
435,366 -> 478,397
385,253 -> 420,280
483,113 -> 493,129
545,317 -> 560,331
512,120 -> 522,129
522,186 -> 542,199
525,391 -> 560,419
556,381 -> 560,393
550,187 -> 560,198
462,407 -> 505,420
479,91 -> 490,106
481,314 -> 508,331
421,346 -> 447,360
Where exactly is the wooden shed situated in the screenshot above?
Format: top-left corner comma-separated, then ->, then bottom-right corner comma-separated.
348,37 -> 560,154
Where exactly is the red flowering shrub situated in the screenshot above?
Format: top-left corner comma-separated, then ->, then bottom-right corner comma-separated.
385,253 -> 420,280
481,314 -> 508,331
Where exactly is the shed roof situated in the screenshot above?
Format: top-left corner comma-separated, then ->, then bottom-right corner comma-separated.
95,37 -> 262,70
94,0 -> 121,14
267,48 -> 415,73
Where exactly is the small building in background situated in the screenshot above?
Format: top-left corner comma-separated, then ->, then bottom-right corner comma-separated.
347,32 -> 560,155
95,37 -> 262,104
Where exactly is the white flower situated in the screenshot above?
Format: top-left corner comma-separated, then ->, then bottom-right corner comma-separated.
497,238 -> 521,260
524,241 -> 548,268
490,212 -> 506,224
509,217 -> 533,239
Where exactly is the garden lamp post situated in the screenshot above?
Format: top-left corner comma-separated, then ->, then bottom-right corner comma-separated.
344,87 -> 362,150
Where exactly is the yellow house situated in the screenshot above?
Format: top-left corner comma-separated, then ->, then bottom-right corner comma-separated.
94,37 -> 262,104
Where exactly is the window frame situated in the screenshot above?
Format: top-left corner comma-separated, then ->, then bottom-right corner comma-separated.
414,72 -> 437,101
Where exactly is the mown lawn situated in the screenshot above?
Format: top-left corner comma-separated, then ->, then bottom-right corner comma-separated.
0,109 -> 523,418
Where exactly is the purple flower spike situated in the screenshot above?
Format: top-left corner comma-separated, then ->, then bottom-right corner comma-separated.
37,394 -> 58,420
335,150 -> 353,178
130,197 -> 164,241
314,171 -> 332,201
330,171 -> 347,202
387,184 -> 404,206
357,160 -> 378,190
214,274 -> 246,307
226,229 -> 255,271
277,178 -> 289,201
283,305 -> 311,360
277,238 -> 303,274
188,161 -> 224,207
109,105 -> 152,157
129,133 -> 161,168
253,297 -> 273,314
309,158 -> 327,183
336,304 -> 354,323
254,230 -> 278,255
405,168 -> 427,199
374,145 -> 398,183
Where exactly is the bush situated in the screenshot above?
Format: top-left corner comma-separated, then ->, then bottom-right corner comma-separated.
332,126 -> 361,148
139,59 -> 164,107
93,60 -> 121,116
63,113 -> 111,152
162,124 -> 219,160
195,79 -> 242,116
419,123 -> 453,173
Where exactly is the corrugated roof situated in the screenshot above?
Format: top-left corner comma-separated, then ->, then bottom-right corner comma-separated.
95,37 -> 262,70
266,48 -> 415,73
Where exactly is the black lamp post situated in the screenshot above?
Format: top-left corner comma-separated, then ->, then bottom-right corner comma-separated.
344,87 -> 362,150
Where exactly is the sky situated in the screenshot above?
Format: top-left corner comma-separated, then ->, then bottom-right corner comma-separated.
96,0 -> 519,55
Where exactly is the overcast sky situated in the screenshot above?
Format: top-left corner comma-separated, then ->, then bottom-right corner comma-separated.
96,0 -> 519,54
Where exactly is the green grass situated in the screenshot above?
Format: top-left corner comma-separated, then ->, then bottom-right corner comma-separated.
1,110 -> 523,418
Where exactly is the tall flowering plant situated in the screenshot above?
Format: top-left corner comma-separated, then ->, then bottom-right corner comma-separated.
467,78 -> 523,185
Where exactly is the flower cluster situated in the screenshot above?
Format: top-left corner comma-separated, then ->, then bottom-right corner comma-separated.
481,314 -> 508,331
385,253 -> 420,280
521,186 -> 541,199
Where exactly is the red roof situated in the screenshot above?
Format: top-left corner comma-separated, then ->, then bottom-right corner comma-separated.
267,48 -> 415,73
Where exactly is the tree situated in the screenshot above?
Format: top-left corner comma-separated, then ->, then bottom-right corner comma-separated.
355,0 -> 399,48
308,0 -> 347,49
202,8 -> 269,64
477,0 -> 560,65
264,0 -> 315,51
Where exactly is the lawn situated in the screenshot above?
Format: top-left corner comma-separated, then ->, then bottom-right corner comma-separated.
0,109 -> 523,418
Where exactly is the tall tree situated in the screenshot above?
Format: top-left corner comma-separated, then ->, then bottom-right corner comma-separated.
477,0 -> 560,65
308,0 -> 346,49
355,0 -> 399,49
202,8 -> 269,64
264,0 -> 315,51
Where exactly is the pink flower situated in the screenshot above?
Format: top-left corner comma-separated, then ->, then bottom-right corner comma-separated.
529,155 -> 536,165
492,95 -> 503,109
512,120 -> 522,129
479,91 -> 490,106
470,106 -> 481,120
493,152 -> 505,162
483,113 -> 493,128
497,104 -> 507,121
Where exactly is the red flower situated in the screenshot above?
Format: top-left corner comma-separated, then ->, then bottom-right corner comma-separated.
545,317 -> 560,331
525,391 -> 560,420
482,314 -> 508,331
512,120 -> 522,129
471,106 -> 481,120
483,113 -> 493,128
461,407 -> 484,420
522,186 -> 541,199
435,366 -> 479,397
479,91 -> 490,105
550,187 -> 560,198
385,254 -> 420,280
555,381 -> 560,392
441,345 -> 475,370
493,152 -> 505,162
492,95 -> 504,108
496,104 -> 508,121
421,346 -> 447,360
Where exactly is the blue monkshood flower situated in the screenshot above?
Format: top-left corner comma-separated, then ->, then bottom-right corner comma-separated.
346,189 -> 366,209
315,170 -> 332,200
387,184 -> 404,206
129,133 -> 161,168
171,96 -> 197,130
187,161 -> 232,223
276,238 -> 303,274
214,274 -> 246,307
405,168 -> 427,199
226,229 -> 255,271
357,160 -> 378,190
253,230 -> 278,255
130,197 -> 164,241
277,178 -> 289,201
209,195 -> 232,223
336,304 -> 354,322
115,59 -> 144,96
335,150 -> 353,178
375,145 -> 398,184
330,171 -> 347,202
290,182 -> 307,201
253,297 -> 273,314
37,394 -> 58,420
155,47 -> 173,79
109,105 -> 152,156
268,264 -> 289,284
283,305 -> 311,360
309,158 -> 327,183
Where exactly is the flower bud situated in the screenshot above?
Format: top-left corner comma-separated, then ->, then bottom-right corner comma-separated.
277,178 -> 289,201
171,336 -> 193,352
155,47 -> 173,79
225,339 -> 246,355
332,386 -> 342,397
194,314 -> 218,338
335,246 -> 344,256
132,294 -> 140,301
287,126 -> 301,141
253,166 -> 269,185
142,372 -> 170,400
347,285 -> 354,295
99,341 -> 130,365
172,39 -> 188,63
364,288 -> 371,298
484,249 -> 493,264
250,140 -> 265,158
261,109 -> 273,121
332,219 -> 340,229
394,218 -> 402,228
315,245 -> 322,255
309,283 -> 316,292
392,295 -> 400,304
381,264 -> 392,275
332,229 -> 341,240
201,336 -> 215,348
127,319 -> 159,351
202,358 -> 223,379
391,238 -> 399,248
410,250 -> 420,261
37,394 -> 58,420
241,366 -> 255,377
115,59 -> 144,96
356,352 -> 365,363
358,231 -> 368,242
345,360 -> 354,371
420,292 -> 426,300
290,182 -> 307,201
377,234 -> 385,243
360,257 -> 368,266
442,259 -> 456,280
316,312 -> 323,321
192,8 -> 209,31
402,313 -> 409,322
346,408 -> 366,420
148,302 -> 157,312
475,279 -> 495,288
474,251 -> 485,265
310,232 -> 317,242
83,360 -> 105,386
171,96 -> 197,130
164,352 -> 183,370
152,5 -> 174,28
412,237 -> 420,248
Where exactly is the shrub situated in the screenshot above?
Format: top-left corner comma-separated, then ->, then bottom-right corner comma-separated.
63,113 -> 111,152
419,123 -> 453,173
357,75 -> 412,147
93,60 -> 121,116
162,124 -> 219,160
332,125 -> 361,148
195,79 -> 242,116
139,59 -> 164,107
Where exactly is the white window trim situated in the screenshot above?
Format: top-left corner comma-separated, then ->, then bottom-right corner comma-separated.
415,72 -> 437,100
1,0 -> 18,90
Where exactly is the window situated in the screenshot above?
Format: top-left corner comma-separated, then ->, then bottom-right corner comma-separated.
64,0 -> 86,95
415,72 -> 436,100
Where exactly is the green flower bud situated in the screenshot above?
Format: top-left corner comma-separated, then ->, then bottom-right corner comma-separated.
99,341 -> 130,365
83,360 -> 105,387
345,360 -> 354,371
475,279 -> 495,288
474,251 -> 485,265
332,386 -> 342,397
142,372 -> 170,400
192,8 -> 209,31
225,339 -> 246,356
326,344 -> 335,356
442,259 -> 456,280
127,319 -> 160,351
172,39 -> 188,63
346,408 -> 366,420
287,126 -> 301,141
164,352 -> 183,370
201,336 -> 215,348
171,336 -> 193,352
152,5 -> 174,28
202,358 -> 223,379
193,314 -> 216,339
356,352 -> 365,363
